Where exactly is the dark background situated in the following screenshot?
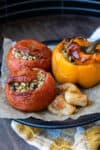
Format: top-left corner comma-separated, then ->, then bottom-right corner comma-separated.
0,0 -> 100,23
0,0 -> 100,150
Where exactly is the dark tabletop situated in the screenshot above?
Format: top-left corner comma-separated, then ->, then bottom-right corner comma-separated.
0,15 -> 100,150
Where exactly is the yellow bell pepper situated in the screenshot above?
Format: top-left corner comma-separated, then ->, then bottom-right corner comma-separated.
52,37 -> 100,88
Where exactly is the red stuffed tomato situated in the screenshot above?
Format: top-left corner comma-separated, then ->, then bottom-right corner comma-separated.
5,68 -> 56,112
7,40 -> 52,73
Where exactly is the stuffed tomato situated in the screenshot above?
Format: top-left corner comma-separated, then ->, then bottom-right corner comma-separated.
7,40 -> 52,73
5,68 -> 56,112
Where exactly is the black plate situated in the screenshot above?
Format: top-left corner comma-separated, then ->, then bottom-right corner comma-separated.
15,113 -> 100,129
15,40 -> 100,129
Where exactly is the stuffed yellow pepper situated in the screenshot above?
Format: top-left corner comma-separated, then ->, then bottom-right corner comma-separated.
52,37 -> 100,88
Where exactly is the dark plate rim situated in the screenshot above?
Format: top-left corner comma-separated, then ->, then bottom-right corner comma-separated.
15,40 -> 100,129
15,113 -> 100,129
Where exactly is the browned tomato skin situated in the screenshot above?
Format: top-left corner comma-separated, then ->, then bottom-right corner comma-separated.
7,40 -> 52,73
5,68 -> 56,112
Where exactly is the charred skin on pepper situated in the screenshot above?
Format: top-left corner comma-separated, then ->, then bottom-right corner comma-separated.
62,37 -> 100,65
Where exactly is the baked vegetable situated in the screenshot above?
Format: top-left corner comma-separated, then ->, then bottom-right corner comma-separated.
5,68 -> 56,112
7,40 -> 52,73
52,37 -> 100,88
48,83 -> 88,116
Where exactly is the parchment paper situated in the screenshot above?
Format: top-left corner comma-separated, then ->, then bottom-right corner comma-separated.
0,34 -> 100,120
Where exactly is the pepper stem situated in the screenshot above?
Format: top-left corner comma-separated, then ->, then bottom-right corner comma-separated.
86,39 -> 100,53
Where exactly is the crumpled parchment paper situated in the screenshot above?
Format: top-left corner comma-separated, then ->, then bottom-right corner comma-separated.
0,28 -> 100,120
